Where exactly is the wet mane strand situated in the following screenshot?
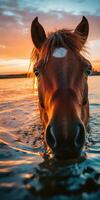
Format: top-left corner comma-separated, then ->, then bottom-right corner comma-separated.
31,29 -> 85,65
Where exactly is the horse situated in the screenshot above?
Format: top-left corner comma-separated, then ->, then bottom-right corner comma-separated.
31,16 -> 92,159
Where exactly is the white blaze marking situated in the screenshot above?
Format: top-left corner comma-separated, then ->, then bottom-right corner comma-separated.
53,47 -> 67,58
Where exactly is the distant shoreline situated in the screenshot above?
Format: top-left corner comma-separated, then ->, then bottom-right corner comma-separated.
91,71 -> 100,76
0,72 -> 100,79
0,73 -> 28,79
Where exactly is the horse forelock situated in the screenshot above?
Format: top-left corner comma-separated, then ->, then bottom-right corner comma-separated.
31,29 -> 84,66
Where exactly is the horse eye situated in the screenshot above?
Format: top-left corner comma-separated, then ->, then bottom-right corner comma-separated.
34,67 -> 40,77
84,68 -> 92,76
40,102 -> 45,109
82,99 -> 87,105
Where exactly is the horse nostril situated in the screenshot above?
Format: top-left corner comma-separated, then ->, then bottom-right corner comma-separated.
46,125 -> 57,149
74,123 -> 85,149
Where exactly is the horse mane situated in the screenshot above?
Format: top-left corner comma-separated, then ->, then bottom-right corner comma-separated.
31,29 -> 85,65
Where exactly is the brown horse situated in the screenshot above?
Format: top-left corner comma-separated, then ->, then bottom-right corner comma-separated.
31,16 -> 92,159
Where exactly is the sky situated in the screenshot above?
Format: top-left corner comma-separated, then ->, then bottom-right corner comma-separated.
0,0 -> 100,74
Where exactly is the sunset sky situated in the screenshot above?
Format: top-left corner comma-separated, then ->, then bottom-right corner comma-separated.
0,0 -> 100,74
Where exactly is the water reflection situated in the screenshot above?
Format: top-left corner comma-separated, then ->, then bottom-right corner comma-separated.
22,157 -> 100,199
0,77 -> 100,199
0,146 -> 100,200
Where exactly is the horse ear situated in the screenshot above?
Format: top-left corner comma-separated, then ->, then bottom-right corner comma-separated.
74,16 -> 89,48
31,17 -> 46,49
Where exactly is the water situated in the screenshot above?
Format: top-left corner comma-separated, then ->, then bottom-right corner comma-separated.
0,77 -> 100,200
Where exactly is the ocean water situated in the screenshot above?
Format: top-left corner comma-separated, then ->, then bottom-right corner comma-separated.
0,76 -> 100,200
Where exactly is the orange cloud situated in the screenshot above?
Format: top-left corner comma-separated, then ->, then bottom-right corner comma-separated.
0,3 -> 100,73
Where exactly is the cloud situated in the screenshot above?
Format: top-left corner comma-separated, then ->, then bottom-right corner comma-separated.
75,0 -> 86,2
0,44 -> 6,49
88,39 -> 100,60
0,58 -> 29,66
0,0 -> 100,62
0,59 -> 29,74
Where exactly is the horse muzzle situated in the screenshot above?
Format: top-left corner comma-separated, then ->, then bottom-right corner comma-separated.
45,121 -> 85,159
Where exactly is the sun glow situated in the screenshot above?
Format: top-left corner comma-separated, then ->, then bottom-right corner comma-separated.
0,0 -> 100,74
0,59 -> 30,74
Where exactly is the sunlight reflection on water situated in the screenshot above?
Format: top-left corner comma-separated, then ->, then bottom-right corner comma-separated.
0,77 -> 100,200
